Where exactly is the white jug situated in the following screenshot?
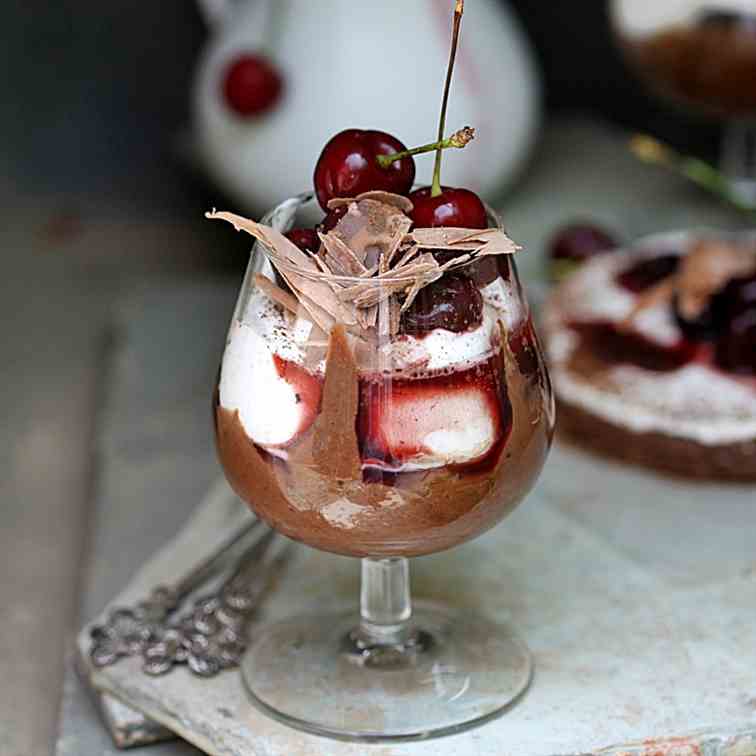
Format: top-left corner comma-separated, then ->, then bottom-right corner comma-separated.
193,0 -> 542,212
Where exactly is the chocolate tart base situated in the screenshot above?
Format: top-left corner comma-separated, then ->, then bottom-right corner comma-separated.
557,399 -> 756,482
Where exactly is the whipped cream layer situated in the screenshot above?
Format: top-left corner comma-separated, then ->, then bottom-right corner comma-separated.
544,244 -> 756,445
220,280 -> 518,468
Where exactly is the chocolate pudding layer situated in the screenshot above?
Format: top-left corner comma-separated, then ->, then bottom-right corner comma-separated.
216,321 -> 552,558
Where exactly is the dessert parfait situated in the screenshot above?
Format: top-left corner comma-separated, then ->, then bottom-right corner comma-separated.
205,1 -> 553,741
211,190 -> 552,557
544,231 -> 756,480
614,2 -> 756,118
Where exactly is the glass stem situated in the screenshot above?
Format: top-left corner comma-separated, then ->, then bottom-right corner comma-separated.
359,557 -> 413,646
720,119 -> 756,207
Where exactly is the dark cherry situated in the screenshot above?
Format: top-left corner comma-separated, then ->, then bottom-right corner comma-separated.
722,270 -> 756,315
285,228 -> 320,254
716,308 -> 756,374
549,223 -> 617,265
715,272 -> 756,374
222,54 -> 284,117
319,206 -> 347,233
401,273 -> 483,335
313,130 -> 416,211
409,186 -> 487,230
673,291 -> 727,342
616,253 -> 680,293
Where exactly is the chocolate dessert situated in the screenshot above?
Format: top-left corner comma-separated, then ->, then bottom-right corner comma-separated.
210,193 -> 553,557
544,233 -> 756,480
619,9 -> 756,117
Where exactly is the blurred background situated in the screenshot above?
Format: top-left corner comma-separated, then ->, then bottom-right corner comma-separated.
2,0 -> 720,229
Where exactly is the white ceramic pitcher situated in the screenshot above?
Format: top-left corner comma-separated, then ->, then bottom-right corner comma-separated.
193,0 -> 542,212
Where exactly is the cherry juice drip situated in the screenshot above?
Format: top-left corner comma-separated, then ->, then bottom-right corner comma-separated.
357,352 -> 513,478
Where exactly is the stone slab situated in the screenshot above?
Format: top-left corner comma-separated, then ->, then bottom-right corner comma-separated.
55,119 -> 756,755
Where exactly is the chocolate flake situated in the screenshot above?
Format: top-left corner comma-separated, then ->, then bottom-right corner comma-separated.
327,191 -> 414,214
254,274 -> 299,314
206,200 -> 520,337
311,325 -> 362,480
318,232 -> 368,276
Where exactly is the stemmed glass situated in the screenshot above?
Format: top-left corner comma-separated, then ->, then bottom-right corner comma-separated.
213,192 -> 554,741
612,0 -> 756,205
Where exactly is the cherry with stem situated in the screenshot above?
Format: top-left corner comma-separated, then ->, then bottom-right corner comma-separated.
409,0 -> 488,230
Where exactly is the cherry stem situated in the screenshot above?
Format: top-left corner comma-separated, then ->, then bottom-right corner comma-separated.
376,126 -> 475,169
432,0 -> 465,198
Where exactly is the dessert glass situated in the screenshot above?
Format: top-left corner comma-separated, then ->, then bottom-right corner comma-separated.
612,0 -> 756,205
214,192 -> 554,741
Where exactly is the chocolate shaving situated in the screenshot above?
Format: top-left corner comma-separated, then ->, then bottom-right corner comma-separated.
311,325 -> 362,480
327,191 -> 414,213
331,199 -> 412,270
318,231 -> 367,276
383,217 -> 414,270
254,274 -> 299,314
205,210 -> 356,326
412,227 -> 519,257
279,274 -> 337,333
207,200 -> 520,337
400,277 -> 424,314
389,295 -> 402,335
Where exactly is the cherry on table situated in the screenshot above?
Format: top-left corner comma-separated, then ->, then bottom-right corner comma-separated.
222,54 -> 284,117
285,228 -> 320,254
313,130 -> 416,211
409,186 -> 487,230
549,222 -> 618,266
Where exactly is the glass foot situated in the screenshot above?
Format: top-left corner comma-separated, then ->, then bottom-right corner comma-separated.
241,603 -> 532,742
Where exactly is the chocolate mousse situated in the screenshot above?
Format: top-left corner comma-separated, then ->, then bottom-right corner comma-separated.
209,193 -> 553,557
544,234 -> 756,481
619,9 -> 756,117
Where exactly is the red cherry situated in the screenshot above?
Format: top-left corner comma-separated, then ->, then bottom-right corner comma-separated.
313,130 -> 416,211
549,223 -> 617,265
285,228 -> 320,254
222,54 -> 284,117
409,186 -> 487,230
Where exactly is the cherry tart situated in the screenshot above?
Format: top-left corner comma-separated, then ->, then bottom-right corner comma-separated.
543,231 -> 756,481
